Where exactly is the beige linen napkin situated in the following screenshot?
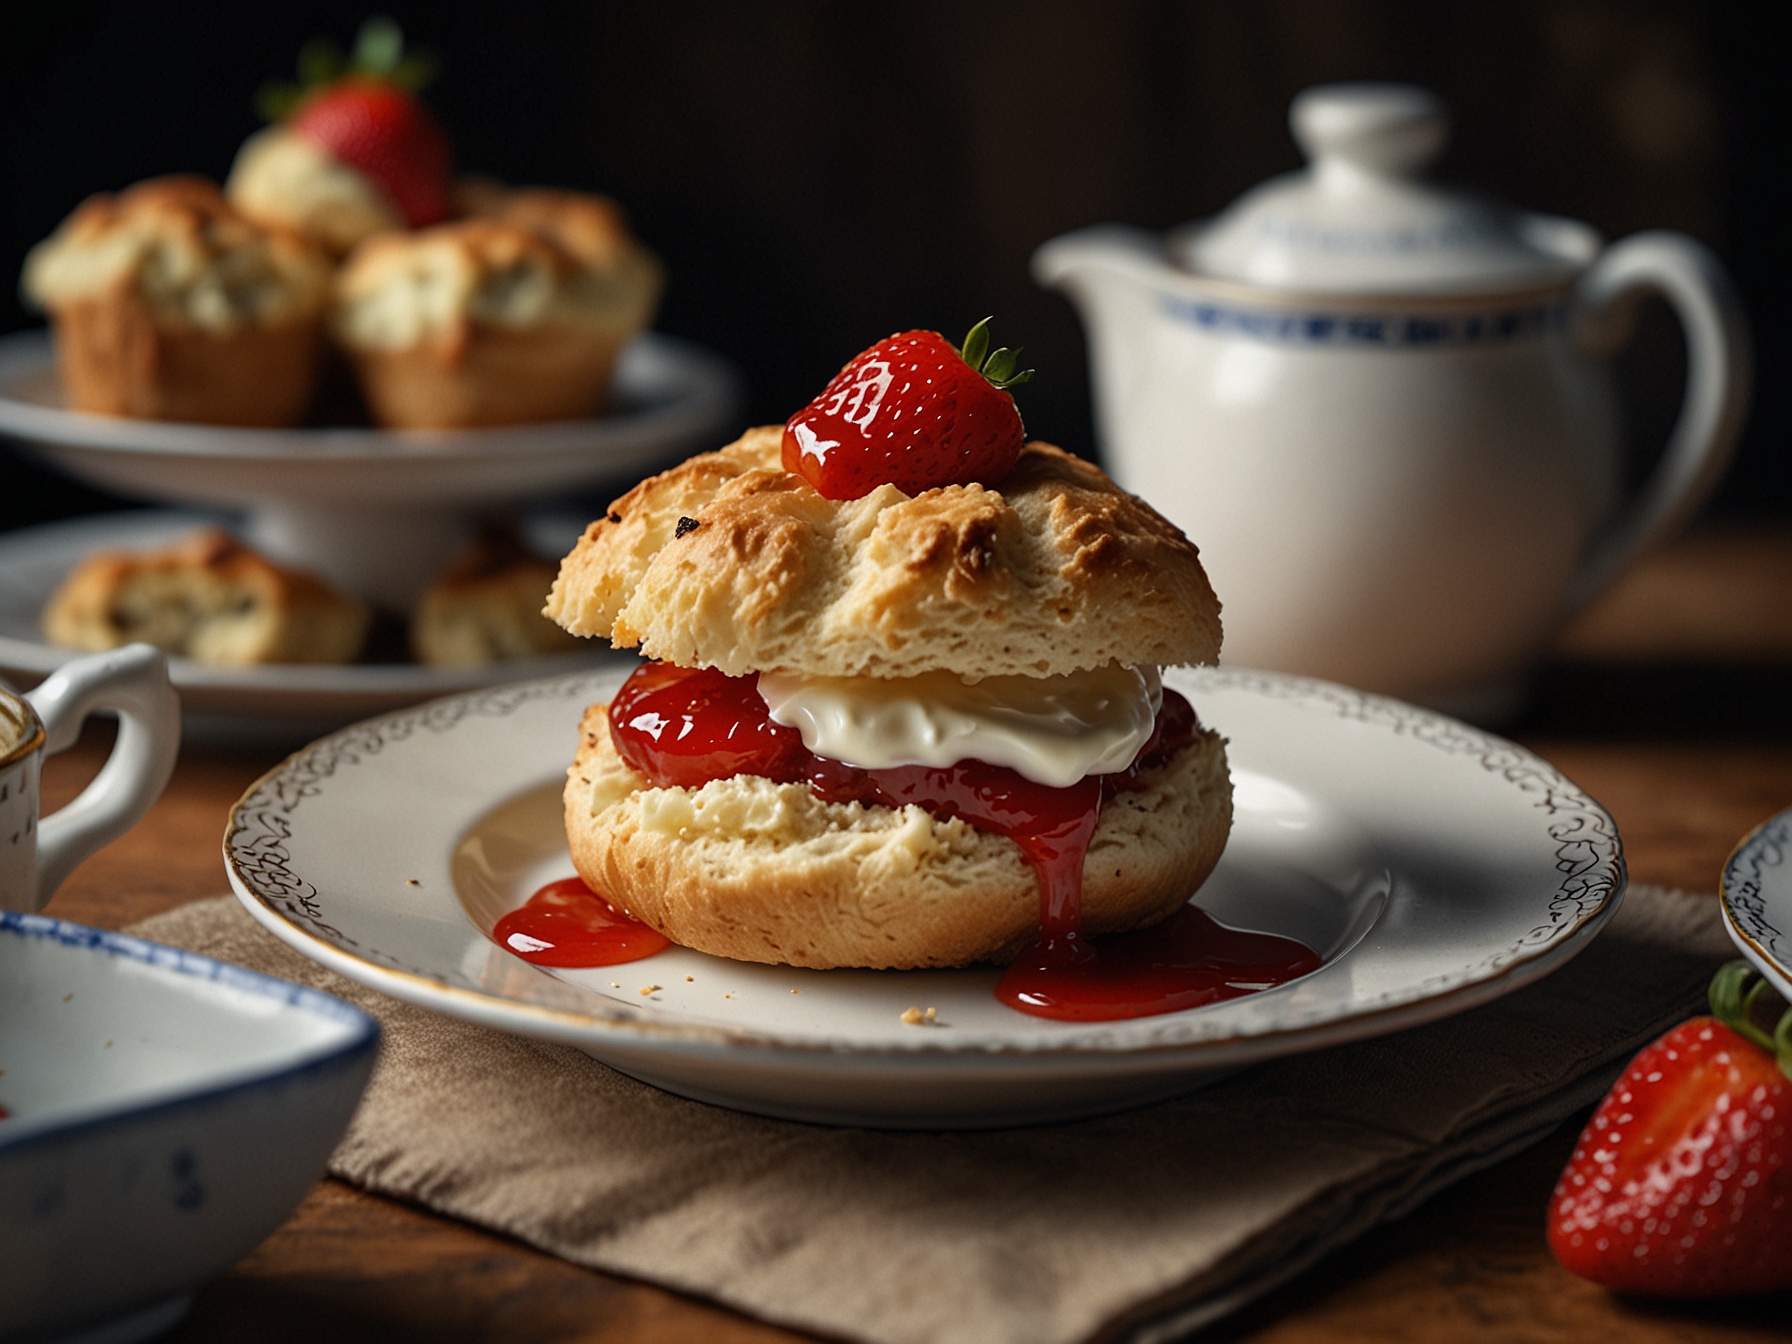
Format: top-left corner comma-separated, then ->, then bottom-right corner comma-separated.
132,884 -> 1732,1344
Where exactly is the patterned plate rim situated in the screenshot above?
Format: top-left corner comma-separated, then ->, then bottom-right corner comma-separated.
224,667 -> 1627,1059
1720,808 -> 1792,992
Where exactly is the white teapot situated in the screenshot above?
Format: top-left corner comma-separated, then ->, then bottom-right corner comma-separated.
1035,83 -> 1751,718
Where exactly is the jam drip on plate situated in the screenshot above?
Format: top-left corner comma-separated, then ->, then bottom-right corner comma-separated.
996,905 -> 1323,1022
494,876 -> 670,967
510,662 -> 1322,1020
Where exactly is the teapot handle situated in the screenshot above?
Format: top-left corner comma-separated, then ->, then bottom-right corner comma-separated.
1565,231 -> 1752,609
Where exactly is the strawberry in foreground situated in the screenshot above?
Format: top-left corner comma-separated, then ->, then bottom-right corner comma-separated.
1548,960 -> 1792,1296
257,17 -> 452,228
782,318 -> 1034,500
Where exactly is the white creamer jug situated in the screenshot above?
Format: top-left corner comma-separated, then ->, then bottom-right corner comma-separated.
1035,83 -> 1751,717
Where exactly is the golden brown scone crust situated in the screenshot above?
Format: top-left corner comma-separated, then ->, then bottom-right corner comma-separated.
411,527 -> 583,666
43,528 -> 368,666
564,701 -> 1233,969
21,177 -> 330,425
343,325 -> 634,429
547,428 -> 1222,679
22,176 -> 332,326
331,217 -> 660,429
453,180 -> 640,271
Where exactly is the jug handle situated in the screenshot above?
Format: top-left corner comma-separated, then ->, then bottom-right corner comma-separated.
1565,231 -> 1753,610
26,644 -> 180,909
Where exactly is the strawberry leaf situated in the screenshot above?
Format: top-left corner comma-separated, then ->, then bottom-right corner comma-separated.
352,17 -> 405,76
957,318 -> 1035,391
255,80 -> 304,122
391,51 -> 440,93
960,318 -> 991,374
297,38 -> 343,88
258,15 -> 438,121
1710,959 -> 1792,1077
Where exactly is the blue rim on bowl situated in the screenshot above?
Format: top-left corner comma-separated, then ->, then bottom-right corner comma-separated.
0,910 -> 378,1151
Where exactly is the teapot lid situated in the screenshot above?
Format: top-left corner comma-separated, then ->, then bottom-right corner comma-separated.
1179,84 -> 1597,295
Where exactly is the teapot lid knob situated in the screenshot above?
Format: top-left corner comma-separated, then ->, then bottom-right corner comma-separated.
1291,83 -> 1447,180
1175,81 -> 1593,292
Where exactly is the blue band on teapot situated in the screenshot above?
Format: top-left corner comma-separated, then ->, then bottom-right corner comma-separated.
1159,294 -> 1566,347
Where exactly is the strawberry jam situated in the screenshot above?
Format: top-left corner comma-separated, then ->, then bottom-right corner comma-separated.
599,661 -> 1322,1020
493,876 -> 670,967
996,905 -> 1324,1022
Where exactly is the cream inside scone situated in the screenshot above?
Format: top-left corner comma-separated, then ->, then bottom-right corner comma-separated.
22,177 -> 331,334
755,664 -> 1163,787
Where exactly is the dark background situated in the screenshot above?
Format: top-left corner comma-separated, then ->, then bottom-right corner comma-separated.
1,0 -> 1784,533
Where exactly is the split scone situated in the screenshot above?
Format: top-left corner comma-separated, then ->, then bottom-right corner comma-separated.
547,425 -> 1230,969
330,210 -> 662,429
44,528 -> 368,666
21,177 -> 331,426
411,526 -> 583,666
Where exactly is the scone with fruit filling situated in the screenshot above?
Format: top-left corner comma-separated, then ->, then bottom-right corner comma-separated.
548,324 -> 1230,970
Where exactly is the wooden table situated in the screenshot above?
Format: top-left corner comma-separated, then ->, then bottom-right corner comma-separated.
34,526 -> 1792,1342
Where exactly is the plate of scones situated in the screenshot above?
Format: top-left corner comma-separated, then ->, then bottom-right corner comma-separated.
0,509 -> 627,728
222,326 -> 1627,1127
0,23 -> 735,723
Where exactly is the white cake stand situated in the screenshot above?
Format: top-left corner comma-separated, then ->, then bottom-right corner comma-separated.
0,329 -> 742,608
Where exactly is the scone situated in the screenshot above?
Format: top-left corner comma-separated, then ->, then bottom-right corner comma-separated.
330,211 -> 662,430
21,177 -> 331,425
411,526 -> 583,666
548,326 -> 1230,972
44,528 -> 368,666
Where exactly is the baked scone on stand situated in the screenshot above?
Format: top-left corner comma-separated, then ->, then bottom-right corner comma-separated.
518,323 -> 1319,1021
330,211 -> 661,429
410,524 -> 582,666
21,177 -> 331,426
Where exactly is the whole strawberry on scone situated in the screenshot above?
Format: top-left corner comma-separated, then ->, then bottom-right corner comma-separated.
228,17 -> 451,257
783,319 -> 1034,499
1549,961 -> 1792,1297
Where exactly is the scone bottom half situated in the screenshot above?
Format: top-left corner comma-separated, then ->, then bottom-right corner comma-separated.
565,698 -> 1233,971
546,423 -> 1233,971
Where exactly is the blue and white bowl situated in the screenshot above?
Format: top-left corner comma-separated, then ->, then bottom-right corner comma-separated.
1,912 -> 377,1343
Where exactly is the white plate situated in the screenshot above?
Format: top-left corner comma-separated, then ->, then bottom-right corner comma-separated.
1720,809 -> 1792,1000
0,511 -> 634,732
224,666 -> 1625,1128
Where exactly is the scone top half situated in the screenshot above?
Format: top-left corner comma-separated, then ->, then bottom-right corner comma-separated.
547,426 -> 1221,680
